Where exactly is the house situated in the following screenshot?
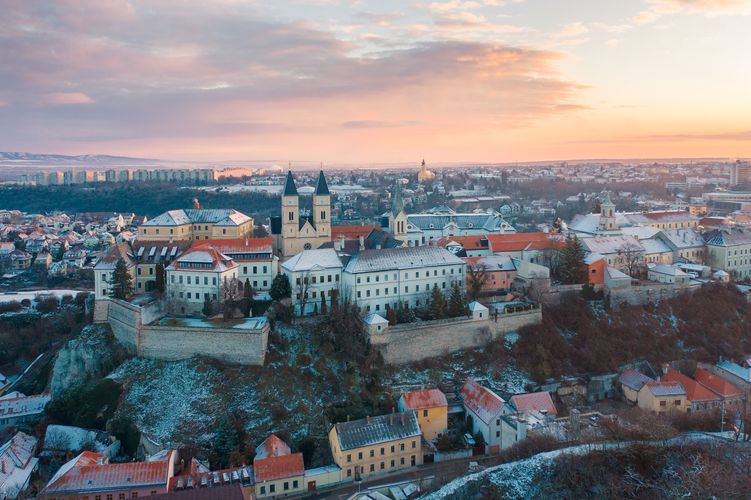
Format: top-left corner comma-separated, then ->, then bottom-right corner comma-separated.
41,450 -> 177,500
131,241 -> 189,293
253,435 -> 304,499
460,379 -> 526,454
463,255 -> 516,294
618,369 -> 655,404
661,367 -> 722,412
0,432 -> 38,499
693,367 -> 744,410
0,393 -> 52,428
328,412 -> 422,481
647,265 -> 690,285
281,248 -> 343,315
584,254 -> 605,286
656,229 -> 706,264
636,381 -> 687,413
342,246 -> 466,315
194,238 -> 278,293
93,242 -> 136,299
9,250 -> 32,271
485,233 -> 564,266
397,389 -> 448,441
166,247 -> 239,315
509,392 -> 558,423
704,228 -> 751,280
579,235 -> 645,275
139,208 -> 254,242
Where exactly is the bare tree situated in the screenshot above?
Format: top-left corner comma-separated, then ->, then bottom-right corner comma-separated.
617,242 -> 645,278
296,272 -> 312,316
467,262 -> 490,300
221,275 -> 243,320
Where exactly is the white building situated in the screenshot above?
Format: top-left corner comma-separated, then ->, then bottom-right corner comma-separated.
281,248 -> 343,315
193,238 -> 278,293
166,247 -> 238,314
460,379 -> 526,454
705,228 -> 751,279
342,246 -> 466,315
647,265 -> 690,285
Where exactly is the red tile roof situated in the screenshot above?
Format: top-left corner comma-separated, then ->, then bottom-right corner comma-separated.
435,236 -> 488,251
194,238 -> 273,256
661,368 -> 721,403
509,392 -> 557,417
331,225 -> 380,239
486,233 -> 564,253
460,379 -> 505,425
45,451 -> 175,494
694,368 -> 741,398
254,434 -> 290,460
400,389 -> 448,410
642,211 -> 692,220
252,454 -> 303,483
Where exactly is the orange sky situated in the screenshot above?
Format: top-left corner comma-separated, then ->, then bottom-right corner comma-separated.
1,0 -> 750,163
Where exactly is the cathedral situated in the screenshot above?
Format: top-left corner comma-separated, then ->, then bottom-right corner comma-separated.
271,170 -> 332,258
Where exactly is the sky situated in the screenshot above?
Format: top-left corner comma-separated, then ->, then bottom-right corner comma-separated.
1,0 -> 750,165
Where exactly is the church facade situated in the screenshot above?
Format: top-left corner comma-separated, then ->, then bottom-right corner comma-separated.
271,171 -> 332,258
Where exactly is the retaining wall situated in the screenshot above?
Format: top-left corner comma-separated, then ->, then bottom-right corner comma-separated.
97,298 -> 268,365
371,308 -> 542,365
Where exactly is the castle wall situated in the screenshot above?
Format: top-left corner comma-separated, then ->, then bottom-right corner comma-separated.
371,308 -> 542,365
98,298 -> 268,365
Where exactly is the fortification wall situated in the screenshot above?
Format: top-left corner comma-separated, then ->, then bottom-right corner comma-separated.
140,325 -> 267,365
372,308 -> 542,365
97,298 -> 268,365
607,283 -> 698,307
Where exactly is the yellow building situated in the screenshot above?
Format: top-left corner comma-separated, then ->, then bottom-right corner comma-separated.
397,389 -> 448,441
139,206 -> 253,242
328,412 -> 422,481
417,159 -> 435,183
636,381 -> 688,413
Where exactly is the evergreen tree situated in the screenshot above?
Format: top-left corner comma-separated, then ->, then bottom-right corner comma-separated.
558,236 -> 587,284
243,278 -> 253,317
430,284 -> 447,320
154,263 -> 166,294
448,282 -> 465,317
110,259 -> 133,300
270,274 -> 291,301
320,294 -> 328,316
202,294 -> 214,317
385,305 -> 397,326
213,417 -> 239,469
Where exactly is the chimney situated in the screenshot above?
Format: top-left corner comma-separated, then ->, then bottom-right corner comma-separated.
660,362 -> 669,376
193,198 -> 200,209
400,414 -> 405,425
366,415 -> 371,424
347,415 -> 350,422
359,235 -> 365,251
1,460 -> 5,474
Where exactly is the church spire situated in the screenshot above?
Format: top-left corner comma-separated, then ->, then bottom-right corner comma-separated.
391,179 -> 404,216
283,170 -> 298,196
315,169 -> 330,196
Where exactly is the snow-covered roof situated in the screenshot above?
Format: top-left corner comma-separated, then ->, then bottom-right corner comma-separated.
0,393 -> 51,419
648,265 -> 687,277
364,313 -> 388,325
333,412 -> 421,451
43,425 -> 114,454
254,434 -> 290,460
142,209 -> 251,227
281,249 -> 342,273
468,301 -> 488,312
461,379 -> 505,425
621,226 -> 660,240
639,238 -> 672,255
343,246 -> 464,274
605,267 -> 631,280
0,432 -> 38,499
581,235 -> 643,255
659,228 -> 704,249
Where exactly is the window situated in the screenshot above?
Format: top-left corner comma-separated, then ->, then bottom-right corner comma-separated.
660,400 -> 667,407
370,464 -> 375,472
260,486 -> 266,495
284,482 -> 289,491
347,454 -> 352,462
391,445 -> 395,453
400,443 -> 405,451
674,400 -> 681,405
346,469 -> 352,478
293,480 -> 298,488
496,431 -> 500,437
400,457 -> 405,465
269,485 -> 275,493
412,440 -> 416,448
380,447 -> 385,455
358,452 -> 363,460
370,449 -> 375,457
380,462 -> 385,470
424,410 -> 429,417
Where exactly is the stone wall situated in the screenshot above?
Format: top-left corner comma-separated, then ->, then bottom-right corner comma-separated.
98,298 -> 268,365
607,282 -> 699,307
371,308 -> 542,365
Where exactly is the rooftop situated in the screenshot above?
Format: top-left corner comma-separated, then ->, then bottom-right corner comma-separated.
253,453 -> 304,483
400,389 -> 448,410
333,412 -> 421,451
343,246 -> 464,274
461,379 -> 505,425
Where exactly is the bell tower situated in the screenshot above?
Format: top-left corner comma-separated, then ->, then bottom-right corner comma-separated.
281,171 -> 299,254
313,169 -> 331,243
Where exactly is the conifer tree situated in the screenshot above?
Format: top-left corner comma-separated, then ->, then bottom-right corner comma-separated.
430,284 -> 447,320
448,282 -> 465,317
110,259 -> 133,300
154,263 -> 166,294
558,236 -> 587,284
270,274 -> 291,301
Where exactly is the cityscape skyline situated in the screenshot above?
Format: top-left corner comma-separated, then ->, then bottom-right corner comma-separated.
1,0 -> 750,163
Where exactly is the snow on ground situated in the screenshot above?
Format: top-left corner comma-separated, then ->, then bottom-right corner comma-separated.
108,358 -> 223,445
0,289 -> 90,303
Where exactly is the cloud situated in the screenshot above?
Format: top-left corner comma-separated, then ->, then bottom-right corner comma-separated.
42,92 -> 95,105
339,120 -> 421,128
633,0 -> 751,23
578,130 -> 751,143
0,1 -> 584,159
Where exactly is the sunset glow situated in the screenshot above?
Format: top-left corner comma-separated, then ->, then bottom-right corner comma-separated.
1,0 -> 750,163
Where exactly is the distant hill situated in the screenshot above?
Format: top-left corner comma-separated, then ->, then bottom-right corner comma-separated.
0,152 -> 159,165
